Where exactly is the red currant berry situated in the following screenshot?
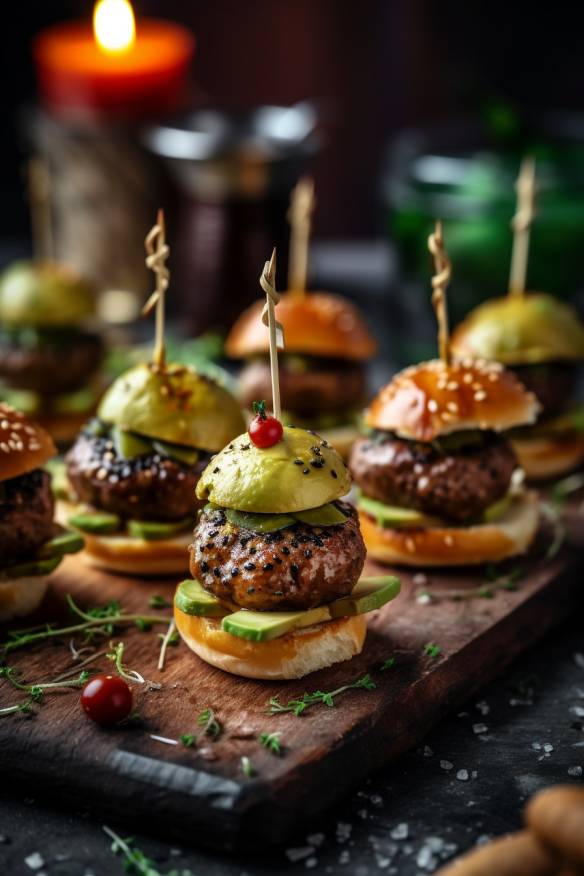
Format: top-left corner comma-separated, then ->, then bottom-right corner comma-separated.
249,400 -> 283,448
80,674 -> 133,726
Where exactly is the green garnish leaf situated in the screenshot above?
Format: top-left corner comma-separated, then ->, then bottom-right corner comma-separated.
259,731 -> 282,756
268,673 -> 376,717
197,707 -> 221,738
252,400 -> 267,420
241,756 -> 255,778
180,734 -> 196,748
424,642 -> 441,659
380,656 -> 396,671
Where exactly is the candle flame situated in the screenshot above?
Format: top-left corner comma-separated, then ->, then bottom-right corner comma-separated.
93,0 -> 136,55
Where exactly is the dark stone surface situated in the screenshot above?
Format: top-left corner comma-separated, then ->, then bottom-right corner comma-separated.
2,601 -> 584,876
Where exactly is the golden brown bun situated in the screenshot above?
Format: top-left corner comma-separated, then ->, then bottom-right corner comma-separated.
0,574 -> 50,621
75,530 -> 192,576
366,358 -> 540,442
0,403 -> 56,482
174,609 -> 367,679
512,433 -> 584,481
225,292 -> 377,362
359,491 -> 539,567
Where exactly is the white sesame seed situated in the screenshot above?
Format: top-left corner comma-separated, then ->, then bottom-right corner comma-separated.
444,534 -> 454,547
96,468 -> 108,480
474,391 -> 487,401
463,373 -> 473,384
406,537 -> 415,553
428,400 -> 438,412
447,381 -> 459,391
447,401 -> 459,413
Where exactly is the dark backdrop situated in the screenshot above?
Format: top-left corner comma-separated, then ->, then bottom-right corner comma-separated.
3,0 -> 584,241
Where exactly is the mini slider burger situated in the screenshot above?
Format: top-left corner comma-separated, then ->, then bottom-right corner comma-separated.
0,260 -> 103,445
63,212 -> 245,575
174,250 -> 400,679
451,158 -> 584,480
0,403 -> 83,620
350,222 -> 541,567
226,179 -> 377,457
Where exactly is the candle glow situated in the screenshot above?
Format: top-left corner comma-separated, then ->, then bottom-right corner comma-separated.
93,0 -> 136,55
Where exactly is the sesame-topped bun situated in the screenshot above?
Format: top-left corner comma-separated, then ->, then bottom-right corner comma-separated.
225,292 -> 377,362
451,293 -> 584,365
365,358 -> 540,442
0,403 -> 56,482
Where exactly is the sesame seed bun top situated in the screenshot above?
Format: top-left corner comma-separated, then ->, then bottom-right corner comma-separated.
225,292 -> 377,362
365,358 -> 541,442
0,403 -> 56,482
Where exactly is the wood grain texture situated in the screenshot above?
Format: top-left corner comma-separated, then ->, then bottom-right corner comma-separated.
0,520 -> 581,851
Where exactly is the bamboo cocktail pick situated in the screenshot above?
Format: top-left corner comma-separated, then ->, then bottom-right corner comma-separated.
428,220 -> 452,365
287,177 -> 315,297
28,157 -> 53,262
260,248 -> 284,420
508,156 -> 536,297
143,209 -> 170,369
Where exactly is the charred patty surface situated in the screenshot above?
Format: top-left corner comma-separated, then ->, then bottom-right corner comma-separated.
66,429 -> 208,522
0,328 -> 103,395
510,362 -> 577,420
190,501 -> 366,611
239,358 -> 367,415
350,433 -> 517,522
0,469 -> 54,564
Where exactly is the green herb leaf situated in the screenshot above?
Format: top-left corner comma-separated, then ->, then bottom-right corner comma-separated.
259,731 -> 282,756
380,656 -> 396,671
179,734 -> 196,748
241,756 -> 255,778
197,707 -> 221,738
252,400 -> 267,420
424,642 -> 441,659
268,673 -> 376,717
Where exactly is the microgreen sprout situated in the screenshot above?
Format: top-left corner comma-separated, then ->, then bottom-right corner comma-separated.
0,699 -> 35,717
241,756 -> 255,778
380,656 -> 396,671
106,642 -> 145,684
424,643 -> 441,659
0,665 -> 89,702
179,734 -> 196,748
104,824 -> 195,876
268,673 -> 376,717
259,731 -> 282,756
197,707 -> 221,738
157,620 -> 178,671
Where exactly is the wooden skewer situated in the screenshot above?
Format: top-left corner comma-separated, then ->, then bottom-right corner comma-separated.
28,157 -> 53,262
287,177 -> 315,297
143,208 -> 170,369
428,220 -> 452,366
260,248 -> 284,420
508,156 -> 536,297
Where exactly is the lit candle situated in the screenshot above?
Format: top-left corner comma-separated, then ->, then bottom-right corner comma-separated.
33,0 -> 195,122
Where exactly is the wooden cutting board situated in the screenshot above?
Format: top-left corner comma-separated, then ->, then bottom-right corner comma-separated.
0,508 -> 582,851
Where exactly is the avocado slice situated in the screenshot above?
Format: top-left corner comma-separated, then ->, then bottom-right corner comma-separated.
175,579 -> 229,617
357,494 -> 443,528
482,493 -> 512,523
328,576 -> 401,618
225,508 -> 296,533
45,458 -> 72,500
293,503 -> 348,526
127,517 -> 193,541
39,530 -> 84,558
112,427 -> 153,460
1,555 -> 62,579
221,604 -> 332,642
152,440 -> 200,466
68,512 -> 122,534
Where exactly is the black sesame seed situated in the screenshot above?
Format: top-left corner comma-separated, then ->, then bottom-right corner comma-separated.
222,535 -> 229,546
281,546 -> 290,556
206,542 -> 214,550
263,562 -> 274,571
210,530 -> 219,538
247,586 -> 255,594
244,562 -> 256,571
304,549 -> 313,558
290,563 -> 299,581
213,567 -> 221,578
331,470 -> 338,479
240,536 -> 251,547
249,546 -> 257,554
212,467 -> 220,474
311,446 -> 322,455
231,567 -> 239,577
303,468 -> 309,475
312,535 -> 324,547
310,458 -> 325,468
291,539 -> 299,548
294,458 -> 303,465
274,590 -> 284,597
200,561 -> 209,573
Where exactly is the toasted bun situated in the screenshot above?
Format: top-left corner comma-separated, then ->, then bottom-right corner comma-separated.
226,292 -> 377,362
366,358 -> 540,442
74,530 -> 192,576
512,432 -> 584,481
0,403 -> 56,482
174,609 -> 367,679
359,491 -> 539,567
0,574 -> 50,621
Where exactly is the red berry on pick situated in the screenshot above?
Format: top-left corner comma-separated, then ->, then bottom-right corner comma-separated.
80,674 -> 133,726
249,400 -> 283,448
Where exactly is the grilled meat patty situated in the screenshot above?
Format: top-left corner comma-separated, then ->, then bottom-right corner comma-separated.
239,357 -> 367,415
190,501 -> 366,611
66,428 -> 208,522
510,362 -> 577,420
0,469 -> 54,564
350,432 -> 517,522
0,327 -> 103,395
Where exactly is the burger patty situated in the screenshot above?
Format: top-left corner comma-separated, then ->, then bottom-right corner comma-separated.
350,433 -> 517,522
511,362 -> 577,420
0,327 -> 103,395
239,357 -> 367,415
190,501 -> 366,611
0,469 -> 54,564
66,429 -> 209,522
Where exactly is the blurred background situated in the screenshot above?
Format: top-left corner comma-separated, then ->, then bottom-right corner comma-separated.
4,0 -> 584,371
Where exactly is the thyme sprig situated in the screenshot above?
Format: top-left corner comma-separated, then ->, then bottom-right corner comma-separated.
2,595 -> 171,656
268,673 -> 376,717
197,707 -> 222,738
0,699 -> 35,717
259,731 -> 282,756
0,665 -> 89,702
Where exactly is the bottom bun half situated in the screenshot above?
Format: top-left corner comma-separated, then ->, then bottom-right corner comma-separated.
0,574 -> 50,622
512,433 -> 584,481
359,491 -> 539,568
78,531 -> 193,576
174,609 -> 367,680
